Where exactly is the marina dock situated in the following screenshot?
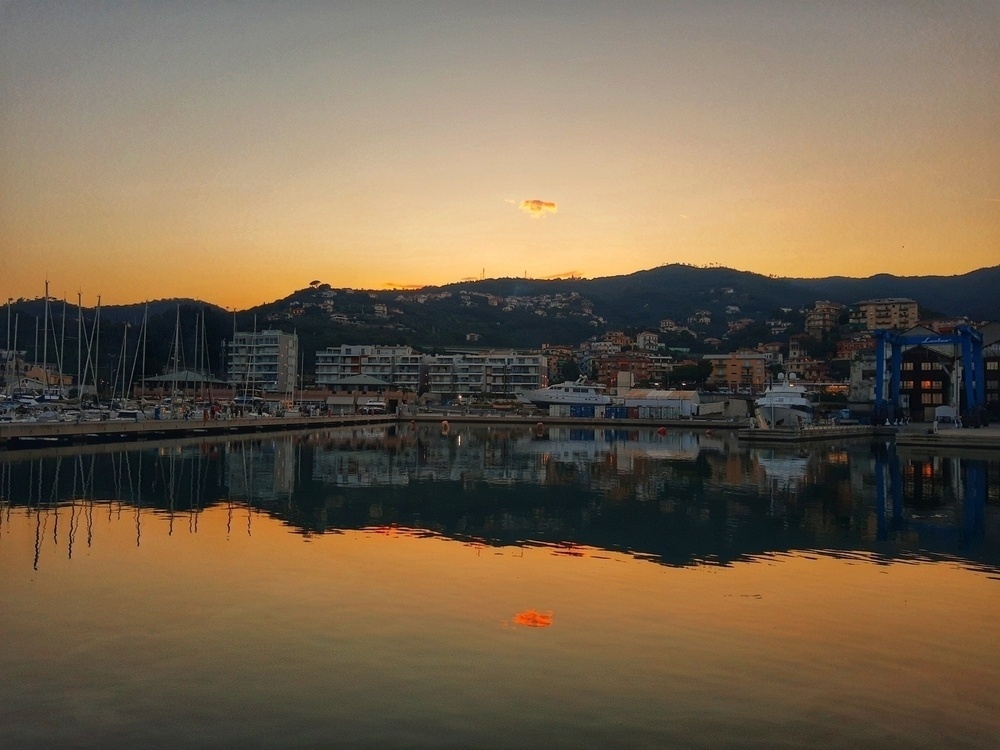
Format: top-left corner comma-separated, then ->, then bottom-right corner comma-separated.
2,412 -> 997,451
737,424 -> 891,443
0,413 -> 395,449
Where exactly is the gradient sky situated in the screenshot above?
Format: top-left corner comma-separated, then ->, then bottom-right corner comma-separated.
2,1 -> 998,308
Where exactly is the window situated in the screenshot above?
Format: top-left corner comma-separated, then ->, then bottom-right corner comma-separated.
920,380 -> 935,390
902,362 -> 913,371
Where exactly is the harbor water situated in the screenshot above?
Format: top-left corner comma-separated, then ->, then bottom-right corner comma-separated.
1,424 -> 998,748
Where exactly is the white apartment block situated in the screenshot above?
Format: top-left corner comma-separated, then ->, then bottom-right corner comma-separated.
314,345 -> 546,397
315,345 -> 423,391
228,330 -> 298,393
425,351 -> 546,398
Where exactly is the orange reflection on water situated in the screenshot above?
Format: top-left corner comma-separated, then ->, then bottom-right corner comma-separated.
513,609 -> 553,628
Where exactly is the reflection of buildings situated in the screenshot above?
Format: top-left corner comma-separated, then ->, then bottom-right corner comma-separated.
1,426 -> 996,571
225,438 -> 295,501
227,329 -> 299,393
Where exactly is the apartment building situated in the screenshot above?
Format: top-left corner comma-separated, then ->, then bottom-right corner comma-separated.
314,345 -> 423,391
425,351 -> 546,399
594,352 -> 651,388
703,350 -> 768,393
850,298 -> 919,331
228,329 -> 298,393
805,301 -> 844,338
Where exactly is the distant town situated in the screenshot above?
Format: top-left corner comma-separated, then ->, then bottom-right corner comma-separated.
3,269 -> 999,426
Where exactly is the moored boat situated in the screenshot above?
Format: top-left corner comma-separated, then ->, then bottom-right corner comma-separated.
518,377 -> 611,408
755,377 -> 813,428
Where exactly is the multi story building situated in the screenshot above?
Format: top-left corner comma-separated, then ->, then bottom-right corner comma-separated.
898,345 -> 954,421
805,301 -> 844,338
228,330 -> 298,393
703,350 -> 768,393
850,298 -> 919,331
788,334 -> 812,361
425,351 -> 546,399
541,344 -> 574,384
756,342 -> 784,365
314,345 -> 424,391
646,354 -> 676,386
836,334 -> 875,360
593,352 -> 652,388
982,322 -> 1000,421
604,331 -> 633,347
635,331 -> 659,351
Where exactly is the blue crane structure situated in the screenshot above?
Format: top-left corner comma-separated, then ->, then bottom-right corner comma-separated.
873,326 -> 986,425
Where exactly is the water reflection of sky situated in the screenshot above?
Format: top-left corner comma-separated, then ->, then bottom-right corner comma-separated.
1,505 -> 997,748
0,424 -> 997,572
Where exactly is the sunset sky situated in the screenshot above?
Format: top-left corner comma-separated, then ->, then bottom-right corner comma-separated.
2,1 -> 998,309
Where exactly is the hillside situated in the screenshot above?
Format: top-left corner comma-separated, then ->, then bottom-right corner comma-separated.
6,265 -> 998,376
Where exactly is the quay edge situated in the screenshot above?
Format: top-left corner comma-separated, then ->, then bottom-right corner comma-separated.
3,413 -> 999,451
0,413 -> 394,450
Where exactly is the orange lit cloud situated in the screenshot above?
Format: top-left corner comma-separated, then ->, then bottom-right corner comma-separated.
382,282 -> 426,290
513,609 -> 553,628
519,199 -> 558,218
542,271 -> 581,280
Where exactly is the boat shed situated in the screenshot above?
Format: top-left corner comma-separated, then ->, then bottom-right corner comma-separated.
621,389 -> 700,418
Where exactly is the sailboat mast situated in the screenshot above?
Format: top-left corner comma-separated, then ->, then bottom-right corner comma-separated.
76,293 -> 83,402
173,305 -> 181,403
59,294 -> 67,395
4,298 -> 10,390
42,280 -> 49,395
93,295 -> 101,402
140,303 -> 148,402
12,313 -> 20,394
119,324 -> 128,402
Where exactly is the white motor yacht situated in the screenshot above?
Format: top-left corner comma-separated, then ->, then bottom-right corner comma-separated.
755,376 -> 813,428
519,377 -> 611,408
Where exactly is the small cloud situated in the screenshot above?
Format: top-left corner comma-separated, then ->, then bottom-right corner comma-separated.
382,282 -> 425,290
679,214 -> 689,220
519,199 -> 558,218
513,609 -> 553,628
542,270 -> 581,280
459,276 -> 479,282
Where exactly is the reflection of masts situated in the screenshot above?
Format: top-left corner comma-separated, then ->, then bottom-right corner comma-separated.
0,460 -> 6,536
170,449 -> 177,536
49,456 -> 63,550
68,454 -> 82,559
188,449 -> 206,535
240,441 -> 254,536
133,450 -> 143,547
31,458 -> 41,570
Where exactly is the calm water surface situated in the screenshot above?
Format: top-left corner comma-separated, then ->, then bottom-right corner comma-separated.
1,424 -> 998,748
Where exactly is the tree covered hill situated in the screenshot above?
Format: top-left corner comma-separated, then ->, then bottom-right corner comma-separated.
7,265 -> 998,377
